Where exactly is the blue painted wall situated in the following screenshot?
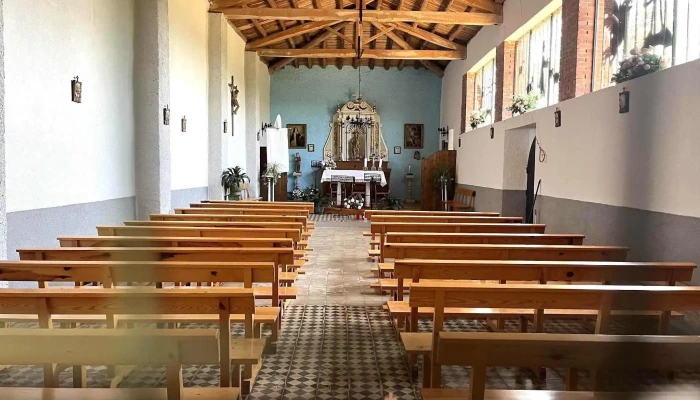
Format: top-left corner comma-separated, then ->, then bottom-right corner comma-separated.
270,66 -> 442,201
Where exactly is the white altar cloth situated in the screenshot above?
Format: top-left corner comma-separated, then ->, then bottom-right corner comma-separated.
320,170 -> 387,186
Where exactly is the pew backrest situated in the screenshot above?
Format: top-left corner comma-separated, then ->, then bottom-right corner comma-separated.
201,200 -> 314,213
59,236 -> 294,249
124,220 -> 304,232
364,210 -> 500,220
372,215 -> 522,224
149,214 -> 309,230
386,232 -> 585,246
175,207 -> 309,217
384,243 -> 629,262
97,225 -> 302,243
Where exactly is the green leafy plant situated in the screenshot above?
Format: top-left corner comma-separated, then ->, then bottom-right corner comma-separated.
506,92 -> 540,116
378,195 -> 405,210
299,187 -> 332,213
612,48 -> 666,84
263,162 -> 283,182
220,166 -> 249,200
433,163 -> 453,188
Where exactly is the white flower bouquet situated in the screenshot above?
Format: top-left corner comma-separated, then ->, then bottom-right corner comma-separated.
343,194 -> 364,210
506,92 -> 540,116
322,158 -> 337,170
612,48 -> 666,84
469,109 -> 491,129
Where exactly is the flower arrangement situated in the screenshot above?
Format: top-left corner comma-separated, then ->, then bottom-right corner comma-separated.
469,109 -> 491,129
612,48 -> 666,84
506,92 -> 540,116
343,194 -> 364,210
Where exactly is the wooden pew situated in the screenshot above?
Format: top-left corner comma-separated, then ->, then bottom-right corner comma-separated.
371,223 -> 546,262
0,288 -> 255,388
384,243 -> 628,263
16,247 -> 297,299
389,260 -> 694,332
175,207 -> 309,218
123,221 -> 311,241
0,329 -> 241,400
149,214 -> 310,232
201,200 -> 314,214
0,260 -> 283,349
409,282 -> 700,388
96,225 -> 303,248
371,215 -> 522,224
386,232 -> 585,246
424,332 -> 700,400
364,210 -> 500,220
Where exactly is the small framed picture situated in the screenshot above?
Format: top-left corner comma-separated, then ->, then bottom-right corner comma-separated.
393,146 -> 401,154
71,76 -> 82,103
307,144 -> 314,152
287,124 -> 307,148
619,89 -> 630,114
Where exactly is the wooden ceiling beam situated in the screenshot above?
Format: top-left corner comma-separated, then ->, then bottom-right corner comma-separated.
257,48 -> 463,60
374,22 -> 445,76
222,9 -> 503,25
210,0 -> 259,11
465,0 -> 502,14
390,22 -> 464,51
268,23 -> 350,73
325,25 -> 354,46
362,24 -> 393,45
246,21 -> 336,50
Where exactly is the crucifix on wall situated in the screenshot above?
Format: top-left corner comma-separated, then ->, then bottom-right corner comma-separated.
229,76 -> 240,135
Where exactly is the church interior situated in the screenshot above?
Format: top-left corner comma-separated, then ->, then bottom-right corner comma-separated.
0,0 -> 699,399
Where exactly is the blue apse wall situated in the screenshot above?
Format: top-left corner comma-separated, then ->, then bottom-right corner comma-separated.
270,66 -> 442,201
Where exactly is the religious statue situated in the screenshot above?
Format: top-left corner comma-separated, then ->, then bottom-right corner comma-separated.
229,77 -> 240,115
294,152 -> 301,173
348,130 -> 365,160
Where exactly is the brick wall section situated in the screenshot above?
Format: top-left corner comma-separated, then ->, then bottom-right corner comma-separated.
464,73 -> 475,131
560,0 -> 599,101
495,41 -> 515,122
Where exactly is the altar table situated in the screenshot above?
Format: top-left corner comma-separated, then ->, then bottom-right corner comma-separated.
321,169 -> 387,208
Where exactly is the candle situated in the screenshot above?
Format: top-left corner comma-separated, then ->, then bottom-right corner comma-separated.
408,165 -> 412,173
364,158 -> 367,168
378,159 -> 383,169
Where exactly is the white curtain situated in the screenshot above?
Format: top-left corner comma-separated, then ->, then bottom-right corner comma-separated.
266,128 -> 290,173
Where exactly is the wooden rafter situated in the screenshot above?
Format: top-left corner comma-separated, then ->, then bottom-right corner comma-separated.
325,25 -> 354,46
390,22 -> 464,51
374,22 -> 446,76
210,0 -> 259,11
268,22 -> 351,73
362,24 -> 393,45
246,21 -> 336,50
257,48 -> 463,60
220,9 -> 503,25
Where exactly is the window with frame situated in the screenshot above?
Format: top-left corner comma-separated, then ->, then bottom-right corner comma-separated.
513,8 -> 563,109
601,0 -> 700,88
471,58 -> 497,125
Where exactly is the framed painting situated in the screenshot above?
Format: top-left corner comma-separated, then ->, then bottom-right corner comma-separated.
404,124 -> 424,149
393,146 -> 401,154
288,124 -> 307,148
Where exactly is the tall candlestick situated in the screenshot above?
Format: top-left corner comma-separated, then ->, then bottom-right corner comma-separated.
364,158 -> 367,168
378,159 -> 383,169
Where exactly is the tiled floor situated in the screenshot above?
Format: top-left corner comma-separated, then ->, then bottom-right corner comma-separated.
1,220 -> 700,398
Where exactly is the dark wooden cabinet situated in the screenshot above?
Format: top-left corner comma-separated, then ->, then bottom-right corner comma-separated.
421,150 -> 456,210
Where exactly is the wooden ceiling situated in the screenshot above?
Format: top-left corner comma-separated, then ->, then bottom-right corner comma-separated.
210,0 -> 504,76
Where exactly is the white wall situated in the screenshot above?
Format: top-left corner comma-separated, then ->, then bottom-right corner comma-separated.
4,0 -> 136,212
458,59 -> 700,219
169,0 -> 209,191
441,0 -> 555,134
226,27 -> 247,169
258,60 -> 271,126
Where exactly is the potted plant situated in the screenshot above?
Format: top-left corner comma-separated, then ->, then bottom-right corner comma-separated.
300,187 -> 332,214
378,195 -> 405,210
220,166 -> 249,200
612,48 -> 666,84
506,92 -> 540,116
469,109 -> 491,129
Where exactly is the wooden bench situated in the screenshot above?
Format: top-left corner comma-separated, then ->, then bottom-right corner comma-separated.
175,207 -> 310,218
388,260 -> 694,331
0,260 -> 285,345
0,329 -> 240,400
96,226 -> 305,249
384,243 -> 628,263
424,332 -> 700,399
123,220 -> 311,240
371,223 -> 546,262
386,232 -> 585,246
201,200 -> 315,214
16,247 -> 297,299
364,210 -> 500,220
442,187 -> 475,211
149,214 -> 311,232
0,288 -> 255,389
59,236 -> 295,249
409,282 -> 700,387
371,215 -> 522,224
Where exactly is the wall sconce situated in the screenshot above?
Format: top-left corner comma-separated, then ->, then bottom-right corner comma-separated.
223,119 -> 228,134
438,126 -> 449,137
181,116 -> 187,133
163,105 -> 170,125
257,131 -> 261,141
71,76 -> 82,103
554,108 -> 562,128
490,126 -> 495,139
619,87 -> 630,114
458,138 -> 461,148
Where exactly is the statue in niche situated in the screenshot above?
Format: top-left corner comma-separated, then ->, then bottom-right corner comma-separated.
294,152 -> 301,173
348,130 -> 366,160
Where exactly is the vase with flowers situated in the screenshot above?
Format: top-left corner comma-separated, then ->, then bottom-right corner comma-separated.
506,92 -> 540,116
469,109 -> 491,129
612,48 -> 666,84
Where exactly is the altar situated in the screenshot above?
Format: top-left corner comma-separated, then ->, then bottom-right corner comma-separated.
321,169 -> 387,207
321,100 -> 391,208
